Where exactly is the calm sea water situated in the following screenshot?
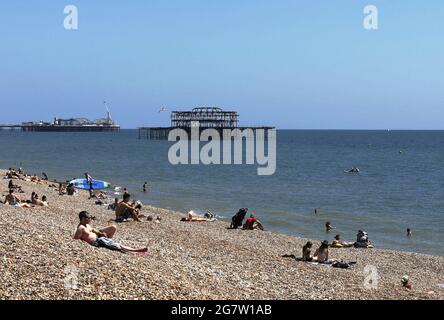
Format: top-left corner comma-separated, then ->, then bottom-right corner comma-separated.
1,129 -> 443,256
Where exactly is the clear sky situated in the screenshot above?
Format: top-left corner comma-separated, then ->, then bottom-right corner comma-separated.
0,1 -> 443,129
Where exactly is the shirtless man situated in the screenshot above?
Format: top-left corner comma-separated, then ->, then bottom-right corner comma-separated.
3,189 -> 31,208
31,193 -> 48,207
313,240 -> 332,263
115,193 -> 143,222
73,211 -> 147,253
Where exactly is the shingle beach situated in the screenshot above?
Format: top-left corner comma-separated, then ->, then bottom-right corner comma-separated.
0,170 -> 443,300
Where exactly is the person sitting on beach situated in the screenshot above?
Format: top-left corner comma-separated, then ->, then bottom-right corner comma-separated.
66,183 -> 76,196
8,179 -> 17,189
73,211 -> 148,254
354,230 -> 372,248
41,195 -> 48,206
8,179 -> 23,193
42,172 -> 48,181
58,183 -> 66,195
230,208 -> 248,229
3,189 -> 31,208
313,240 -> 331,263
302,241 -> 313,261
6,169 -> 20,179
243,214 -> 264,231
115,193 -> 143,222
331,234 -> 354,247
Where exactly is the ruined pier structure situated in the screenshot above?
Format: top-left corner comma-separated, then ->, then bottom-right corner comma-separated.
139,107 -> 274,140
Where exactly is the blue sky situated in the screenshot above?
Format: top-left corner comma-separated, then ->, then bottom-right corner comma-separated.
0,1 -> 443,129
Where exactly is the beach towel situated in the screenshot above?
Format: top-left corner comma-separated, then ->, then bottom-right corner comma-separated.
282,255 -> 357,268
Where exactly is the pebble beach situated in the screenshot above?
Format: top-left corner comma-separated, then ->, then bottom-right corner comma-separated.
0,169 -> 443,300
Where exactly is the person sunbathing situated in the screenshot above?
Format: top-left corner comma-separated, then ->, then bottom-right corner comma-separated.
115,193 -> 143,222
3,189 -> 31,208
331,234 -> 354,247
243,214 -> 264,230
181,212 -> 214,222
90,191 -> 107,200
30,175 -> 41,183
73,211 -> 147,254
31,193 -> 48,207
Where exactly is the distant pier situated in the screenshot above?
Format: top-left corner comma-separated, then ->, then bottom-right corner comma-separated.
0,124 -> 22,131
139,107 -> 275,140
0,111 -> 120,132
0,123 -> 119,132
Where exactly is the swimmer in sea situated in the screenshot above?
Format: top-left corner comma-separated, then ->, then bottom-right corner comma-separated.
325,221 -> 334,233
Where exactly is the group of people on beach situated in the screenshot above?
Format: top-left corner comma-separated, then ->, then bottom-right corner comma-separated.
3,169 -> 50,208
2,168 -> 148,254
2,167 -> 366,260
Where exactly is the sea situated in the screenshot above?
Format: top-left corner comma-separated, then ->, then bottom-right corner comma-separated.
0,129 -> 443,256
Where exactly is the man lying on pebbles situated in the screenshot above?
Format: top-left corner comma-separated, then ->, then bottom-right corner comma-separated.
74,211 -> 148,255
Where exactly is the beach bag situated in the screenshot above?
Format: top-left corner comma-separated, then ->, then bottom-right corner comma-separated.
231,208 -> 247,228
332,261 -> 356,269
